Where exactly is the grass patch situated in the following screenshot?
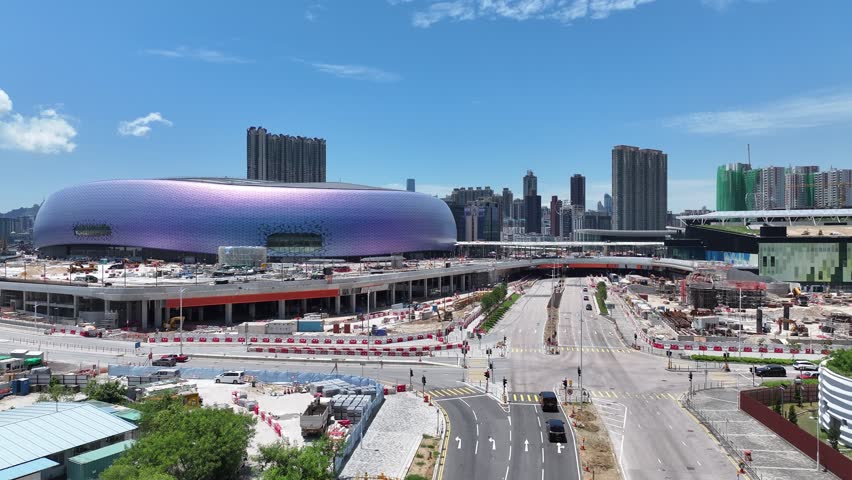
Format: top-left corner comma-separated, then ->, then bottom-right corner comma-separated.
405,431 -> 441,480
689,354 -> 819,366
483,293 -> 521,332
787,402 -> 852,460
825,349 -> 852,378
760,378 -> 819,387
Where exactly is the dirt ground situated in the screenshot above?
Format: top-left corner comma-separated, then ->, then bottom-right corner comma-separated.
405,433 -> 440,480
571,403 -> 620,480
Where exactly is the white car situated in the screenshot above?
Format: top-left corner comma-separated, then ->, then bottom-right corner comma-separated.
793,361 -> 818,371
214,370 -> 246,384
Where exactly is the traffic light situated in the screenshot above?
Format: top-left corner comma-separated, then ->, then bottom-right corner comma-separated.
410,368 -> 413,378
422,375 -> 426,386
489,362 -> 493,370
562,379 -> 568,389
688,372 -> 693,381
578,367 -> 582,377
502,377 -> 507,387
484,370 -> 490,379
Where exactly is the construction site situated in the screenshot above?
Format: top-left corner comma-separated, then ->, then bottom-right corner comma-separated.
611,265 -> 852,347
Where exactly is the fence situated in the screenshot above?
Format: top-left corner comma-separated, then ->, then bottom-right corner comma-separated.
740,390 -> 852,480
107,365 -> 384,474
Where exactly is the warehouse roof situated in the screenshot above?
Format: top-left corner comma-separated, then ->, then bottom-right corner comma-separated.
68,439 -> 135,465
0,403 -> 137,470
0,458 -> 59,480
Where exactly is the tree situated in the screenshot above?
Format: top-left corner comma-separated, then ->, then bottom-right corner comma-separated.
38,377 -> 74,406
793,386 -> 802,407
84,379 -> 127,404
772,398 -> 783,415
101,399 -> 255,480
787,405 -> 798,425
256,437 -> 335,480
827,417 -> 841,450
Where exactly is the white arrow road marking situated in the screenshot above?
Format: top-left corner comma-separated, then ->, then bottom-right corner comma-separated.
489,437 -> 496,450
456,436 -> 462,449
557,444 -> 564,454
525,439 -> 529,452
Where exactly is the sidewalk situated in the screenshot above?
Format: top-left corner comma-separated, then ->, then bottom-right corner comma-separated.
686,387 -> 837,480
340,392 -> 442,479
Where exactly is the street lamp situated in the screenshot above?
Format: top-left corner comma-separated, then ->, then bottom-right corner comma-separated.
178,287 -> 187,356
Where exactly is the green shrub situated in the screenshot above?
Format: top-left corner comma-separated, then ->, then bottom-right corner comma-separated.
826,349 -> 852,377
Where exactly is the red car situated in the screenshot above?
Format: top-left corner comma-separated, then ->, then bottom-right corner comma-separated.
161,353 -> 189,363
800,371 -> 820,380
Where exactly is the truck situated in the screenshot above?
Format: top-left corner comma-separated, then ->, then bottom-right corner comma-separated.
300,398 -> 330,436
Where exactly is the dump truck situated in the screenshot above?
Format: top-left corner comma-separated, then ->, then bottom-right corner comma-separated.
300,397 -> 330,436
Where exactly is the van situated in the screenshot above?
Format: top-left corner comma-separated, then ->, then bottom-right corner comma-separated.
540,391 -> 559,412
214,371 -> 245,384
151,368 -> 181,380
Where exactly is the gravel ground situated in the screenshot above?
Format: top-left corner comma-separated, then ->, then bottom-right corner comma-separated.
341,392 -> 442,479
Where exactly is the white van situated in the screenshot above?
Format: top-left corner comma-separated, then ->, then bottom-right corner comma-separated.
151,368 -> 181,380
214,371 -> 245,384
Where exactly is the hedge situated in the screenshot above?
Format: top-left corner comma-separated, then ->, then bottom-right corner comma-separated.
483,294 -> 521,332
689,355 -> 818,366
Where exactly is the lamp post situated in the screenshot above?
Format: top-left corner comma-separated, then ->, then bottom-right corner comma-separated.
179,287 -> 187,356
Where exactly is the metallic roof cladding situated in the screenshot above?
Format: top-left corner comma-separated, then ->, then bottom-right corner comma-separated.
33,179 -> 457,257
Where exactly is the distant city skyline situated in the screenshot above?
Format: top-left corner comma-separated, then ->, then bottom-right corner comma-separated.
3,1 -> 852,212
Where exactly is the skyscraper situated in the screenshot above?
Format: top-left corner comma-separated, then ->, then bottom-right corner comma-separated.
522,170 -> 541,233
603,193 -> 612,215
756,167 -> 786,210
523,170 -> 537,198
570,174 -> 586,210
716,163 -> 752,211
612,145 -> 667,230
501,188 -> 513,220
815,169 -> 852,209
549,196 -> 562,237
246,127 -> 326,183
406,178 -> 416,192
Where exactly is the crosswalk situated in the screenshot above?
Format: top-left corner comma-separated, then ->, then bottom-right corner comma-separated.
510,346 -> 634,354
507,390 -> 678,403
468,357 -> 488,383
428,386 -> 481,398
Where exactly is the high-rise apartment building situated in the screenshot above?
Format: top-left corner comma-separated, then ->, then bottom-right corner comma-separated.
785,166 -> 819,210
612,145 -> 667,230
511,198 -> 525,222
570,174 -> 586,210
815,169 -> 852,209
716,163 -> 752,211
406,178 -> 416,192
522,170 -> 541,233
755,166 -> 786,210
549,196 -> 562,237
246,127 -> 326,183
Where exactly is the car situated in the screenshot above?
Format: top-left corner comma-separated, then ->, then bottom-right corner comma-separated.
546,419 -> 567,443
215,370 -> 246,384
583,296 -> 589,301
793,361 -> 818,371
582,288 -> 588,292
585,304 -> 592,311
161,353 -> 189,363
800,371 -> 820,379
752,365 -> 786,377
540,391 -> 559,412
152,357 -> 176,367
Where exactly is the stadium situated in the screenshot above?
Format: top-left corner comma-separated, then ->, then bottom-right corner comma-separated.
33,178 -> 457,261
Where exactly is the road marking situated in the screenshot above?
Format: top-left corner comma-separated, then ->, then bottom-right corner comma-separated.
540,431 -> 544,443
658,458 -> 662,464
475,439 -> 479,455
525,439 -> 529,452
541,469 -> 544,480
557,443 -> 564,454
512,394 -> 517,401
476,424 -> 479,436
505,465 -> 510,480
456,436 -> 461,449
667,424 -> 673,430
681,441 -> 687,447
489,437 -> 495,450
537,416 -> 542,428
696,460 -> 702,466
508,415 -> 511,426
509,429 -> 512,441
541,447 -> 544,463
605,391 -> 612,398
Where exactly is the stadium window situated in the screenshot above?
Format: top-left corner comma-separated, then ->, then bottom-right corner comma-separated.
770,256 -> 775,268
73,224 -> 112,237
267,233 -> 323,255
762,256 -> 767,268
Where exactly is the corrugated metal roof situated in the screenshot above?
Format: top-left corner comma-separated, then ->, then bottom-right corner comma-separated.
0,403 -> 137,470
68,439 -> 135,465
0,457 -> 59,480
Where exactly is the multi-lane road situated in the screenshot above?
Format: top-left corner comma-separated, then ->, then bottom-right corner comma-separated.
1,276 -> 742,479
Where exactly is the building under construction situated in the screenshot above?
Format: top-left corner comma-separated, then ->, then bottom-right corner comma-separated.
685,266 -> 767,310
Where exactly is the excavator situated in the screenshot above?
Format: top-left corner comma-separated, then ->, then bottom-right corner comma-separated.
165,316 -> 185,331
791,287 -> 809,307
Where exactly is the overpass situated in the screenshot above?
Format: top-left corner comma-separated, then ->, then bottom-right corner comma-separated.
0,256 -> 703,331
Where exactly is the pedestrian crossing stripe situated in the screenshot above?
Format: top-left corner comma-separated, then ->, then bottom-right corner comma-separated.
510,393 -> 541,403
429,387 -> 479,398
587,391 -> 678,400
509,346 -> 634,354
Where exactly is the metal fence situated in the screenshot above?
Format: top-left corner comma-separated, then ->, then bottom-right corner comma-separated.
107,365 -> 384,474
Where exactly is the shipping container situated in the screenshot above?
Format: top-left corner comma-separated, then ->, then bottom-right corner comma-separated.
67,440 -> 135,480
297,319 -> 324,333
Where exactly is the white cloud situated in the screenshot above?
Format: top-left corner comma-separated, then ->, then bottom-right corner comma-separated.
144,46 -> 250,64
666,90 -> 852,135
701,0 -> 771,12
0,88 -> 77,154
309,62 -> 401,82
118,112 -> 173,137
408,0 -> 655,28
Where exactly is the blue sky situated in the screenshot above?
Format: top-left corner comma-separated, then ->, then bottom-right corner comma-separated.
2,0 -> 852,213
